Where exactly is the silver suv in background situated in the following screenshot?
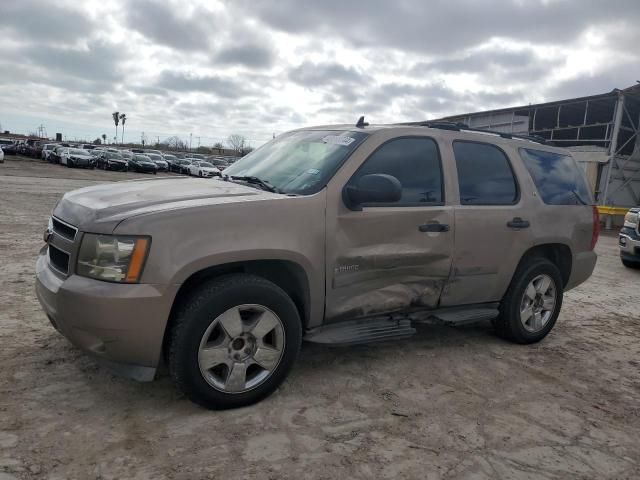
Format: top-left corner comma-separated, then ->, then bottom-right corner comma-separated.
619,208 -> 640,268
35,121 -> 598,409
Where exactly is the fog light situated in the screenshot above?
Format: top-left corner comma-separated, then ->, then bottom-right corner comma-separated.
619,236 -> 627,246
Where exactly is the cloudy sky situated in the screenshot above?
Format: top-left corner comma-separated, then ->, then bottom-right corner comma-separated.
0,0 -> 638,147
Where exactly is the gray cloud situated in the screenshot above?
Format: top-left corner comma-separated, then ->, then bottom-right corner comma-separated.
236,0 -> 640,54
0,0 -> 93,44
289,62 -> 370,87
214,44 -> 275,69
155,71 -> 248,98
125,0 -> 214,51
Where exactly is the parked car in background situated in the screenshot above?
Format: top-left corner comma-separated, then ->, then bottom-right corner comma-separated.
162,154 -> 178,170
96,151 -> 128,171
0,147 -> 4,163
120,151 -> 134,162
619,208 -> 640,269
144,149 -> 164,157
188,160 -> 221,177
80,144 -> 96,151
60,148 -> 95,168
48,146 -> 66,164
1,142 -> 18,156
129,154 -> 158,174
170,158 -> 191,173
206,157 -> 229,170
41,144 -> 57,161
145,153 -> 168,172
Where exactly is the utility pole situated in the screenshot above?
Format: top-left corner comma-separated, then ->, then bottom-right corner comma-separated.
189,133 -> 192,151
196,136 -> 201,149
141,132 -> 146,147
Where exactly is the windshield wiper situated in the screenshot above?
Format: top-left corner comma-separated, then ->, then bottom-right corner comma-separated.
227,175 -> 281,193
571,189 -> 589,205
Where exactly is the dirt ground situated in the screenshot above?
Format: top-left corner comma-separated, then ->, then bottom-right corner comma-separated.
1,157 -> 639,480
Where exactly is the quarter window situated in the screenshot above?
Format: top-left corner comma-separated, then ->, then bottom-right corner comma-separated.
350,137 -> 443,206
453,141 -> 518,205
519,148 -> 593,205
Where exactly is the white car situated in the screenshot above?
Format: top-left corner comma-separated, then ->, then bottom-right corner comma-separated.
188,161 -> 221,178
0,147 -> 4,163
60,148 -> 95,168
41,144 -> 57,161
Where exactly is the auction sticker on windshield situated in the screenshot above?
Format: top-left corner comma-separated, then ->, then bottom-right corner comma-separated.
322,135 -> 356,147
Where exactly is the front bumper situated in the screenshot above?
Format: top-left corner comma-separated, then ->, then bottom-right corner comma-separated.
107,161 -> 128,171
619,227 -> 640,262
35,248 -> 178,381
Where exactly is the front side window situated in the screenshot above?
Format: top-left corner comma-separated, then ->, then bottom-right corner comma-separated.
519,148 -> 593,205
453,141 -> 518,205
348,137 -> 443,206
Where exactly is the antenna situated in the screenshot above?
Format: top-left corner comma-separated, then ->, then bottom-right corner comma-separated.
356,116 -> 369,128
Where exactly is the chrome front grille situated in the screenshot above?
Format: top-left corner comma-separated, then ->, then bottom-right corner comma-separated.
51,217 -> 77,241
48,244 -> 70,274
46,216 -> 79,276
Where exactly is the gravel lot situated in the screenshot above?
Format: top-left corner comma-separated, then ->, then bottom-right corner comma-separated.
1,157 -> 639,479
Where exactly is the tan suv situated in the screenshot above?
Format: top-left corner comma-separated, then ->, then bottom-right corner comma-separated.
36,120 -> 598,409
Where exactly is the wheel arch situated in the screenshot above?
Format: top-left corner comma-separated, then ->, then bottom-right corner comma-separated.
163,259 -> 312,359
513,243 -> 573,288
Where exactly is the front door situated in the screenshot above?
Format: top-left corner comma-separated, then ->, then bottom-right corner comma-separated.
324,135 -> 454,322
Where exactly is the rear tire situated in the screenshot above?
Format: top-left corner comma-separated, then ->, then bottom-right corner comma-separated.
169,274 -> 302,410
494,257 -> 563,344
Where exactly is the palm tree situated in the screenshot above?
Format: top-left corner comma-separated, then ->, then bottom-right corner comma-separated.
119,113 -> 127,144
112,112 -> 120,144
101,133 -> 107,144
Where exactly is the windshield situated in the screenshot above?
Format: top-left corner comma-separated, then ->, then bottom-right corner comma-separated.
69,149 -> 87,155
147,154 -> 161,161
135,155 -> 150,161
223,130 -> 368,194
199,162 -> 213,167
107,152 -> 123,159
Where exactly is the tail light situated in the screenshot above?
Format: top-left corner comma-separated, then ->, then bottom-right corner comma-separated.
591,206 -> 600,250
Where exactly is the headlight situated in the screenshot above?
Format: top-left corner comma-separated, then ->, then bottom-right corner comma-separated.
624,210 -> 639,227
77,234 -> 150,283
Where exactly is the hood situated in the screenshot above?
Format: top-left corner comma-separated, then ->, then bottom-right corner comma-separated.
53,177 -> 280,232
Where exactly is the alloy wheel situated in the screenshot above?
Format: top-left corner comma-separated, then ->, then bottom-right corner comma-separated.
198,304 -> 285,393
520,274 -> 556,333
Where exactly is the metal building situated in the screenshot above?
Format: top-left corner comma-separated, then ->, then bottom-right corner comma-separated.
433,83 -> 640,221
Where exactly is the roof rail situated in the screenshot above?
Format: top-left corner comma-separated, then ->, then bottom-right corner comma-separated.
400,121 -> 547,145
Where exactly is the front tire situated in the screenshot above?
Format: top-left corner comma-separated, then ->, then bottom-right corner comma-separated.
169,274 -> 302,410
494,257 -> 563,344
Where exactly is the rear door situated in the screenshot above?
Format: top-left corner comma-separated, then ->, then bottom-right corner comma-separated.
440,140 -> 533,306
325,135 -> 454,321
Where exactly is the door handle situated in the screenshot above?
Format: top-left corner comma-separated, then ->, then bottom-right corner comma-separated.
507,217 -> 530,229
419,222 -> 449,233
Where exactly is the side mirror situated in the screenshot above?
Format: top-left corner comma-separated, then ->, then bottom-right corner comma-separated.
344,173 -> 402,210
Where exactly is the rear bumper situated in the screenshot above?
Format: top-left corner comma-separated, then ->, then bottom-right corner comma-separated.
566,250 -> 597,291
35,250 -> 178,380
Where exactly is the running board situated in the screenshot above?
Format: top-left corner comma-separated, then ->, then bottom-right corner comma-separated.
412,306 -> 499,326
304,317 -> 415,346
304,304 -> 499,345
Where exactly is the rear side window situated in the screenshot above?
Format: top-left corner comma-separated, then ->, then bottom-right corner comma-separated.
519,148 -> 593,205
453,141 -> 518,205
351,137 -> 443,205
